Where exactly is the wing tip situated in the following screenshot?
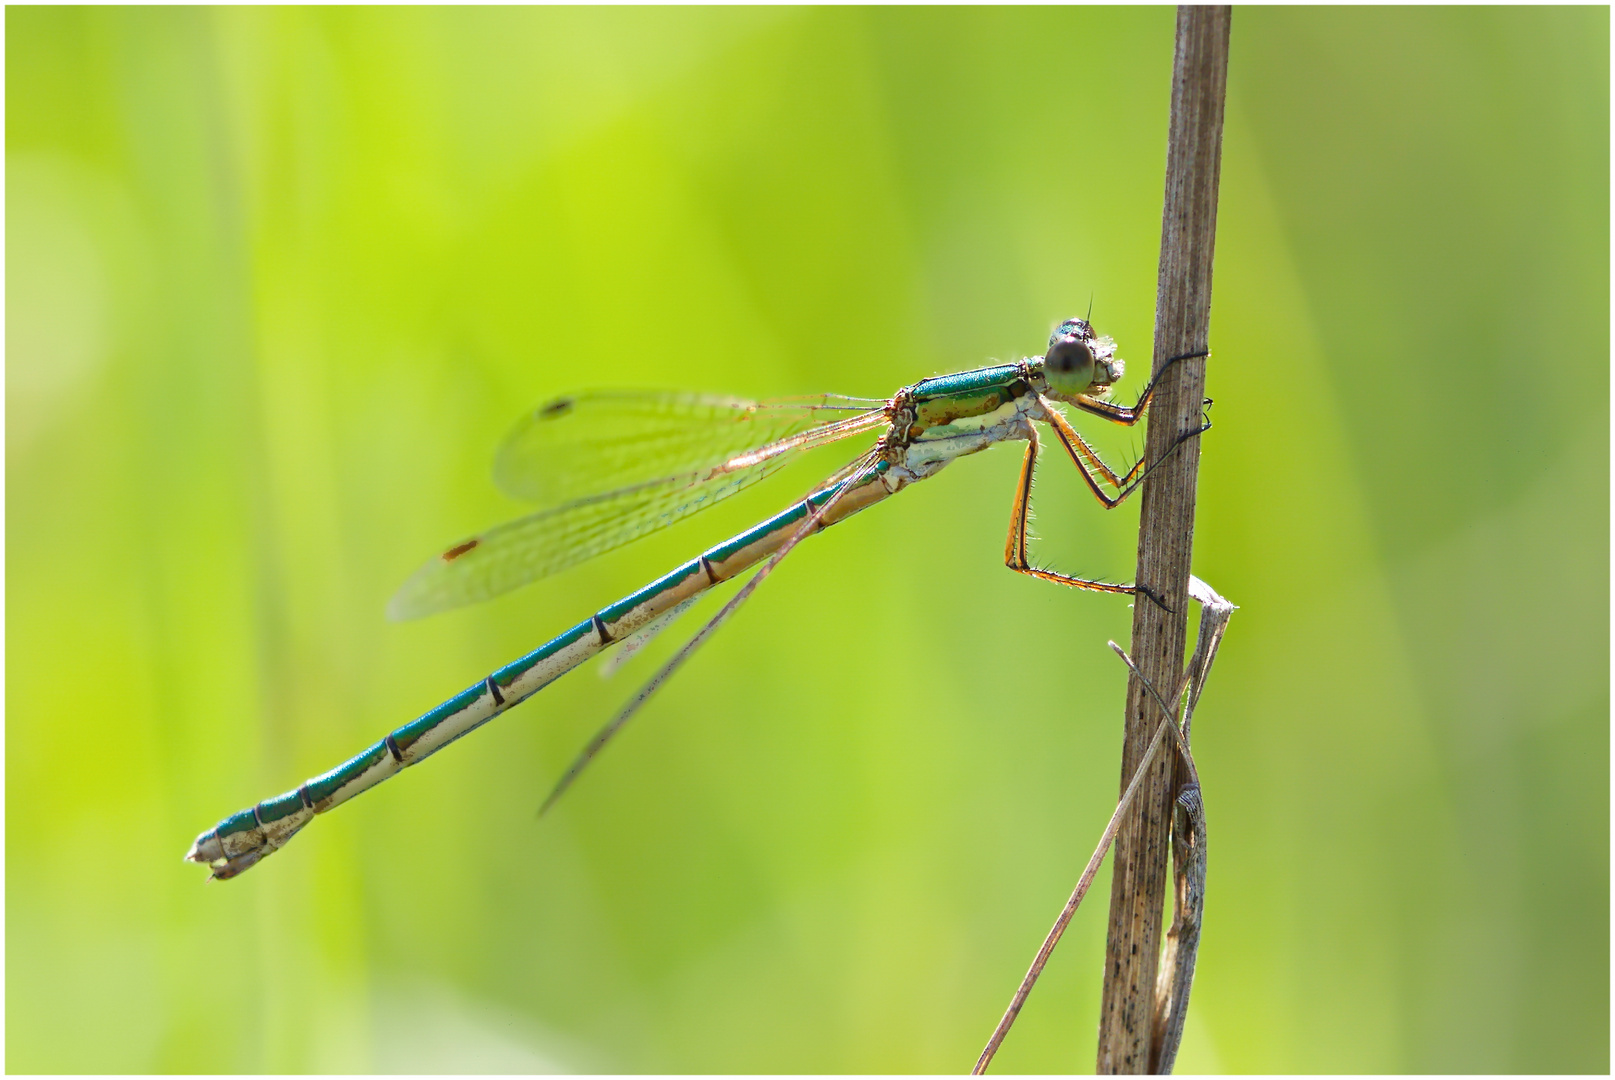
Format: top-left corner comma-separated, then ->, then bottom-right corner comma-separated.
385,590 -> 418,623
386,565 -> 439,622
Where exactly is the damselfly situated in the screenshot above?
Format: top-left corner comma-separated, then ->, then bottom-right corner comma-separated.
187,319 -> 1203,880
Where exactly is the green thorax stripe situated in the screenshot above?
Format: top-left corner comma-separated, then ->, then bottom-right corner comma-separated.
910,363 -> 1022,401
909,364 -> 1029,434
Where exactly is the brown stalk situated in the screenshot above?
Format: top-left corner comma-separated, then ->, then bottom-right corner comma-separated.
972,577 -> 1232,1074
1095,7 -> 1230,1074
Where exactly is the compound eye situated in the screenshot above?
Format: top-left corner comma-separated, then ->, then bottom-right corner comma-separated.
1047,336 -> 1094,376
1044,335 -> 1098,395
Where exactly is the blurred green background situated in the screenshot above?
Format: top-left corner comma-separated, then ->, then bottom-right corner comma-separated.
7,7 -> 1607,1073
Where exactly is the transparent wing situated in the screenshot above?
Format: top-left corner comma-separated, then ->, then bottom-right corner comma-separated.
494,391 -> 887,506
389,395 -> 888,620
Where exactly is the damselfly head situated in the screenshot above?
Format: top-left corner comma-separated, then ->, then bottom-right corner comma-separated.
1041,318 -> 1123,400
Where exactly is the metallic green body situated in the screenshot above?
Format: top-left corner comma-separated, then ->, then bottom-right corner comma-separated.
909,365 -> 1032,438
188,322 -> 1125,880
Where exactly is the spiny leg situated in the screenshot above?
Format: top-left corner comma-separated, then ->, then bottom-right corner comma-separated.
1006,417 -> 1206,612
1003,428 -> 1135,597
1040,390 -> 1213,513
1040,404 -> 1145,509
